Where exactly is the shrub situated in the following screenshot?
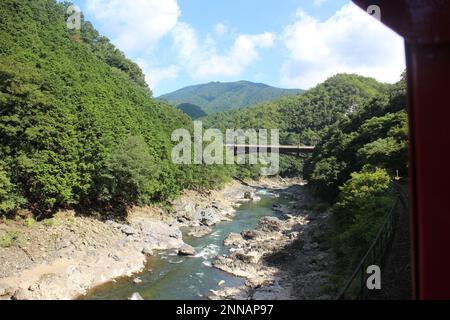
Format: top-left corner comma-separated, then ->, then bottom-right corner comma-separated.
333,167 -> 394,276
98,136 -> 160,206
23,216 -> 36,227
42,218 -> 55,227
0,162 -> 25,215
0,230 -> 23,248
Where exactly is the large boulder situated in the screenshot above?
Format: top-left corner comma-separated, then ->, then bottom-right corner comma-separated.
223,233 -> 245,247
121,225 -> 137,236
188,226 -> 212,238
257,217 -> 284,232
178,244 -> 195,256
199,208 -> 219,226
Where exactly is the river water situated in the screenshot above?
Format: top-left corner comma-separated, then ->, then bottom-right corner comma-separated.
84,188 -> 290,300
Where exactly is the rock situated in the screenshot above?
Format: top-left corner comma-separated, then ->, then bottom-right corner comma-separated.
12,288 -> 29,300
133,277 -> 142,284
55,237 -> 72,250
28,283 -> 39,292
241,230 -> 264,240
134,219 -> 183,250
271,204 -> 290,214
129,292 -> 144,300
121,225 -> 137,236
244,191 -> 253,200
188,226 -> 212,238
0,283 -> 14,297
141,246 -> 154,256
199,208 -> 219,226
223,233 -> 244,246
178,244 -> 195,256
257,217 -> 284,232
108,253 -> 121,261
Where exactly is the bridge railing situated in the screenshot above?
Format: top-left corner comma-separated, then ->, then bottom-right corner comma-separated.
336,181 -> 408,300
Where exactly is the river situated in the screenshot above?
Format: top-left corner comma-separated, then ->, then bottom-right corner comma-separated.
83,188 -> 290,300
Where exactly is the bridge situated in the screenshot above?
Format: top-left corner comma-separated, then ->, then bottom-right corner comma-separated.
224,144 -> 315,156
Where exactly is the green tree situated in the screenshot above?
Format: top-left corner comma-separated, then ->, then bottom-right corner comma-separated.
333,167 -> 394,275
98,136 -> 159,206
0,161 -> 25,214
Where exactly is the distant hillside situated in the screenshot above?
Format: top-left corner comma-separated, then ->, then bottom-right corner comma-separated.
203,74 -> 389,146
177,103 -> 207,120
159,80 -> 303,114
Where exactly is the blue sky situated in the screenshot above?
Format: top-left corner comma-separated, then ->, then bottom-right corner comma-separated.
68,0 -> 405,96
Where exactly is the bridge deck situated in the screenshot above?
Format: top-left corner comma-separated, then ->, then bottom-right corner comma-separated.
224,144 -> 315,155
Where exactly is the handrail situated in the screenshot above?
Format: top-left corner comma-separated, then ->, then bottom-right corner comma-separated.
336,181 -> 408,299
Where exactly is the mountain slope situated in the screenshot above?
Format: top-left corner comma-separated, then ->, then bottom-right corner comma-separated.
159,80 -> 303,114
203,74 -> 389,145
177,103 -> 207,120
0,0 -> 229,215
201,74 -> 390,178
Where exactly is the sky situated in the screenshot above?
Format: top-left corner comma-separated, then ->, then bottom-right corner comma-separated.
67,0 -> 406,96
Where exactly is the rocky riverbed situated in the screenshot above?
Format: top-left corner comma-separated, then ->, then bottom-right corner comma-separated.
210,182 -> 335,300
0,180 -> 257,300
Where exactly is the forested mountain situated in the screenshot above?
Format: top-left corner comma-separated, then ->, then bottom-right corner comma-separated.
204,74 -> 388,146
0,0 -> 231,216
203,72 -> 408,282
304,75 -> 408,283
177,103 -> 207,120
159,80 -> 303,114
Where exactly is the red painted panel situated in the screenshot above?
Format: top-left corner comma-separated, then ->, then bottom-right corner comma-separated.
352,0 -> 450,299
407,42 -> 450,299
353,0 -> 450,43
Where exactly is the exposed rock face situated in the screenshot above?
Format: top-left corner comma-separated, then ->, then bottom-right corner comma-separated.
172,181 -> 254,231
141,246 -> 154,256
0,283 -> 14,298
210,183 -> 335,300
0,178 -> 320,301
188,226 -> 213,238
178,244 -> 196,256
223,233 -> 245,247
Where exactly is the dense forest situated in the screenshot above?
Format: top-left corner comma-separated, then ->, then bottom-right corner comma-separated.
203,74 -> 391,177
0,0 -> 233,217
176,103 -> 207,120
159,80 -> 303,114
204,73 -> 408,283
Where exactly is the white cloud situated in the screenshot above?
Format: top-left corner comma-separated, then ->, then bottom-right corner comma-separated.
313,0 -> 328,6
214,23 -> 228,36
281,3 -> 405,89
172,22 -> 275,79
136,59 -> 179,90
85,0 -> 180,53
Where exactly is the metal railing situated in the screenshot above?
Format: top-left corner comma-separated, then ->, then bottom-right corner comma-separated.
336,181 -> 408,300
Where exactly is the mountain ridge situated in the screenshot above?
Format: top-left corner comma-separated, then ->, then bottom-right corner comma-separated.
159,80 -> 303,115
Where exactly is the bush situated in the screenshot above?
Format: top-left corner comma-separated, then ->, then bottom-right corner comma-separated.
23,216 -> 36,227
0,162 -> 25,215
98,136 -> 160,206
333,167 -> 394,276
0,230 -> 23,248
42,218 -> 55,227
